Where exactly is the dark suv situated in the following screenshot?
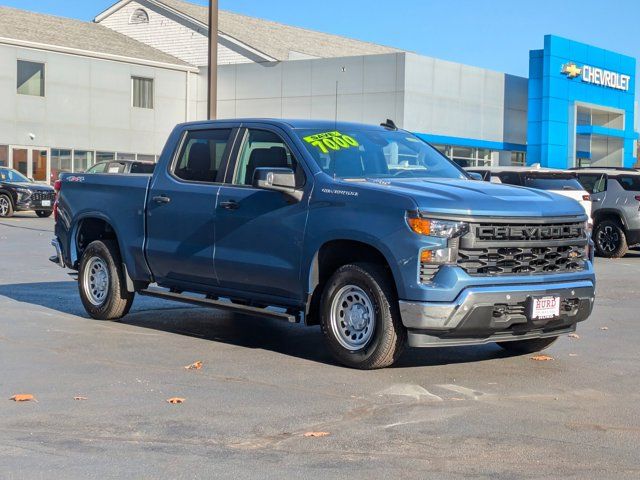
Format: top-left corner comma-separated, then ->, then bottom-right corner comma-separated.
0,167 -> 56,218
573,168 -> 640,258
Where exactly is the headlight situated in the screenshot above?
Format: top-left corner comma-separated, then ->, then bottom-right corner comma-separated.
16,187 -> 31,195
407,216 -> 469,238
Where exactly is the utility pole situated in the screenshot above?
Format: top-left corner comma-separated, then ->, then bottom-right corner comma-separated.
207,0 -> 218,120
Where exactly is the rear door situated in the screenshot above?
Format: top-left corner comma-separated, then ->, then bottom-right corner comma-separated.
146,125 -> 239,288
213,124 -> 311,301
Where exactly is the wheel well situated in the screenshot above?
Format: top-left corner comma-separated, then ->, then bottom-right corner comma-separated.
75,218 -> 118,267
593,211 -> 625,230
305,240 -> 397,325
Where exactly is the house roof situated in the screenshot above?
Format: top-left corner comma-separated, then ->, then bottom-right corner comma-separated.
0,6 -> 191,69
153,0 -> 402,61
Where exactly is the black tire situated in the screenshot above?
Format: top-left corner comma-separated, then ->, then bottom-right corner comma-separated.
78,240 -> 134,320
0,194 -> 14,218
320,263 -> 406,369
594,220 -> 628,258
497,336 -> 558,354
35,210 -> 53,218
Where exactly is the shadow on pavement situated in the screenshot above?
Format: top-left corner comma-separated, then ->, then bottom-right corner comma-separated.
0,280 -> 509,368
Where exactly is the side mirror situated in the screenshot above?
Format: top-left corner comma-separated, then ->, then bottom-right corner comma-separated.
252,167 -> 302,201
467,172 -> 483,181
29,177 -> 35,182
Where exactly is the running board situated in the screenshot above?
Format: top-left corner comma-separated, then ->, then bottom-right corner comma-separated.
138,287 -> 299,323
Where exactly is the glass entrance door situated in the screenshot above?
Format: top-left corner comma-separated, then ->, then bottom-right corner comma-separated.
9,147 -> 50,183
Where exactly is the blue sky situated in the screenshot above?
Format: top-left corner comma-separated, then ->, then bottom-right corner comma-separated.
3,0 -> 639,86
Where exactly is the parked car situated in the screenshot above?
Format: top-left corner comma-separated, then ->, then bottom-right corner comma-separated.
572,167 -> 640,258
85,160 -> 156,174
0,167 -> 56,218
466,166 -> 593,226
51,119 -> 595,369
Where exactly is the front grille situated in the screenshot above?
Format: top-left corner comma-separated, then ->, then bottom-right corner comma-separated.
458,245 -> 586,276
30,191 -> 55,202
454,219 -> 588,277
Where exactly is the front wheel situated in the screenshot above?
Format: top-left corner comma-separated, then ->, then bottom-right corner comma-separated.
0,194 -> 13,218
320,263 -> 406,369
78,240 -> 134,320
594,220 -> 628,258
35,210 -> 53,218
497,336 -> 558,354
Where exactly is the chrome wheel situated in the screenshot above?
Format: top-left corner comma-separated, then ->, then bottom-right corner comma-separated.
330,285 -> 375,351
597,225 -> 619,253
0,197 -> 9,217
83,256 -> 109,306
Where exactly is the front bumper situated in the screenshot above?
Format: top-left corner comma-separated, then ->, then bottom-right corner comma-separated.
16,200 -> 54,211
399,280 -> 595,347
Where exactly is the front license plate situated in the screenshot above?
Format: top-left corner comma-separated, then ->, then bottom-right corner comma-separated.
531,296 -> 560,320
41,200 -> 51,207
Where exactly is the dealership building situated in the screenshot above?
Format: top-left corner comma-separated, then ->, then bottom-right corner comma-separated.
0,0 -> 637,183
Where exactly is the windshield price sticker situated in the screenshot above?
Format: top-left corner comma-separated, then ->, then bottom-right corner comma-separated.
304,131 -> 359,154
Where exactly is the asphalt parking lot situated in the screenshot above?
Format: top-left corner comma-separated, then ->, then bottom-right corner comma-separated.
1,214 -> 639,479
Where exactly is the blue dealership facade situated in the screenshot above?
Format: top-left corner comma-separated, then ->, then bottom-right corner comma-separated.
527,35 -> 637,168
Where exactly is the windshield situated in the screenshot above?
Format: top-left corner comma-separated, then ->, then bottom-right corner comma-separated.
524,176 -> 584,191
296,129 -> 467,180
0,168 -> 31,183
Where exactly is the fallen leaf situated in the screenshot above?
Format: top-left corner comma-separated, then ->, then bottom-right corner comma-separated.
450,397 -> 465,401
531,355 -> 554,361
184,361 -> 203,370
303,431 -> 330,438
74,396 -> 88,401
600,327 -> 609,331
569,353 -> 578,357
568,333 -> 580,339
167,397 -> 185,404
10,394 -> 35,402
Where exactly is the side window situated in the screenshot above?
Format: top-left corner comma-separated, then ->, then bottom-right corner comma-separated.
174,129 -> 233,183
107,162 -> 126,174
233,129 -> 304,187
616,175 -> 640,191
498,172 -> 522,186
89,162 -> 107,173
576,174 -> 598,194
593,175 -> 607,194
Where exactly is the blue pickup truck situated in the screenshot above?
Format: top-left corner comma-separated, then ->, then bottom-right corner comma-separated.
51,119 -> 595,369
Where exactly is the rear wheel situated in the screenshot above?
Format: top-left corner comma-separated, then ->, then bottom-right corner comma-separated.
320,263 -> 406,369
35,210 -> 52,218
594,220 -> 627,258
497,336 -> 558,354
0,194 -> 13,218
78,240 -> 134,320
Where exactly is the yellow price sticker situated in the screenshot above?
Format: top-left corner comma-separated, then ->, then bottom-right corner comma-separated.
304,131 -> 359,154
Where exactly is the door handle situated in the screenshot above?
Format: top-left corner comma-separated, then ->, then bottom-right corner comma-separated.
153,195 -> 171,204
219,200 -> 239,210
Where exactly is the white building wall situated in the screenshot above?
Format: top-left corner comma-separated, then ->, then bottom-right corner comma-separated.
201,53 -> 406,126
0,43 -> 191,155
98,0 -> 251,66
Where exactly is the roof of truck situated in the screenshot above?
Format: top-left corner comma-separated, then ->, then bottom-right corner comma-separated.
178,118 -> 398,131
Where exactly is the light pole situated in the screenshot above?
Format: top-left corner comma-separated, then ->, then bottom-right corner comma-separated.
207,0 -> 218,120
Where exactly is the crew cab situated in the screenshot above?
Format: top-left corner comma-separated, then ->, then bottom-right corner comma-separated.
51,119 -> 596,369
0,167 -> 56,218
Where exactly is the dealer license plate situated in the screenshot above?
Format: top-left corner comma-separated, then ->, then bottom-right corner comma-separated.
531,296 -> 560,320
41,200 -> 51,207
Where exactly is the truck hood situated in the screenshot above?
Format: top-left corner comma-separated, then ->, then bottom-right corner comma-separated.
356,178 -> 586,218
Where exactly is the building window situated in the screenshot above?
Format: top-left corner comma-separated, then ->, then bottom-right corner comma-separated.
435,145 -> 493,167
130,8 -> 150,24
132,77 -> 154,109
74,151 -> 94,172
0,146 -> 8,167
51,149 -> 72,183
511,152 -> 526,166
96,152 -> 116,163
17,60 -> 45,97
117,153 -> 136,161
137,154 -> 156,162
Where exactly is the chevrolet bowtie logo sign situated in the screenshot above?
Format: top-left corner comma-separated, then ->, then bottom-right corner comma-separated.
560,61 -> 631,91
561,62 -> 582,78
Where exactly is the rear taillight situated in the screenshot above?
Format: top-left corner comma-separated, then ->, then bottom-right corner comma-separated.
53,180 -> 61,222
635,195 -> 640,202
583,194 -> 590,201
